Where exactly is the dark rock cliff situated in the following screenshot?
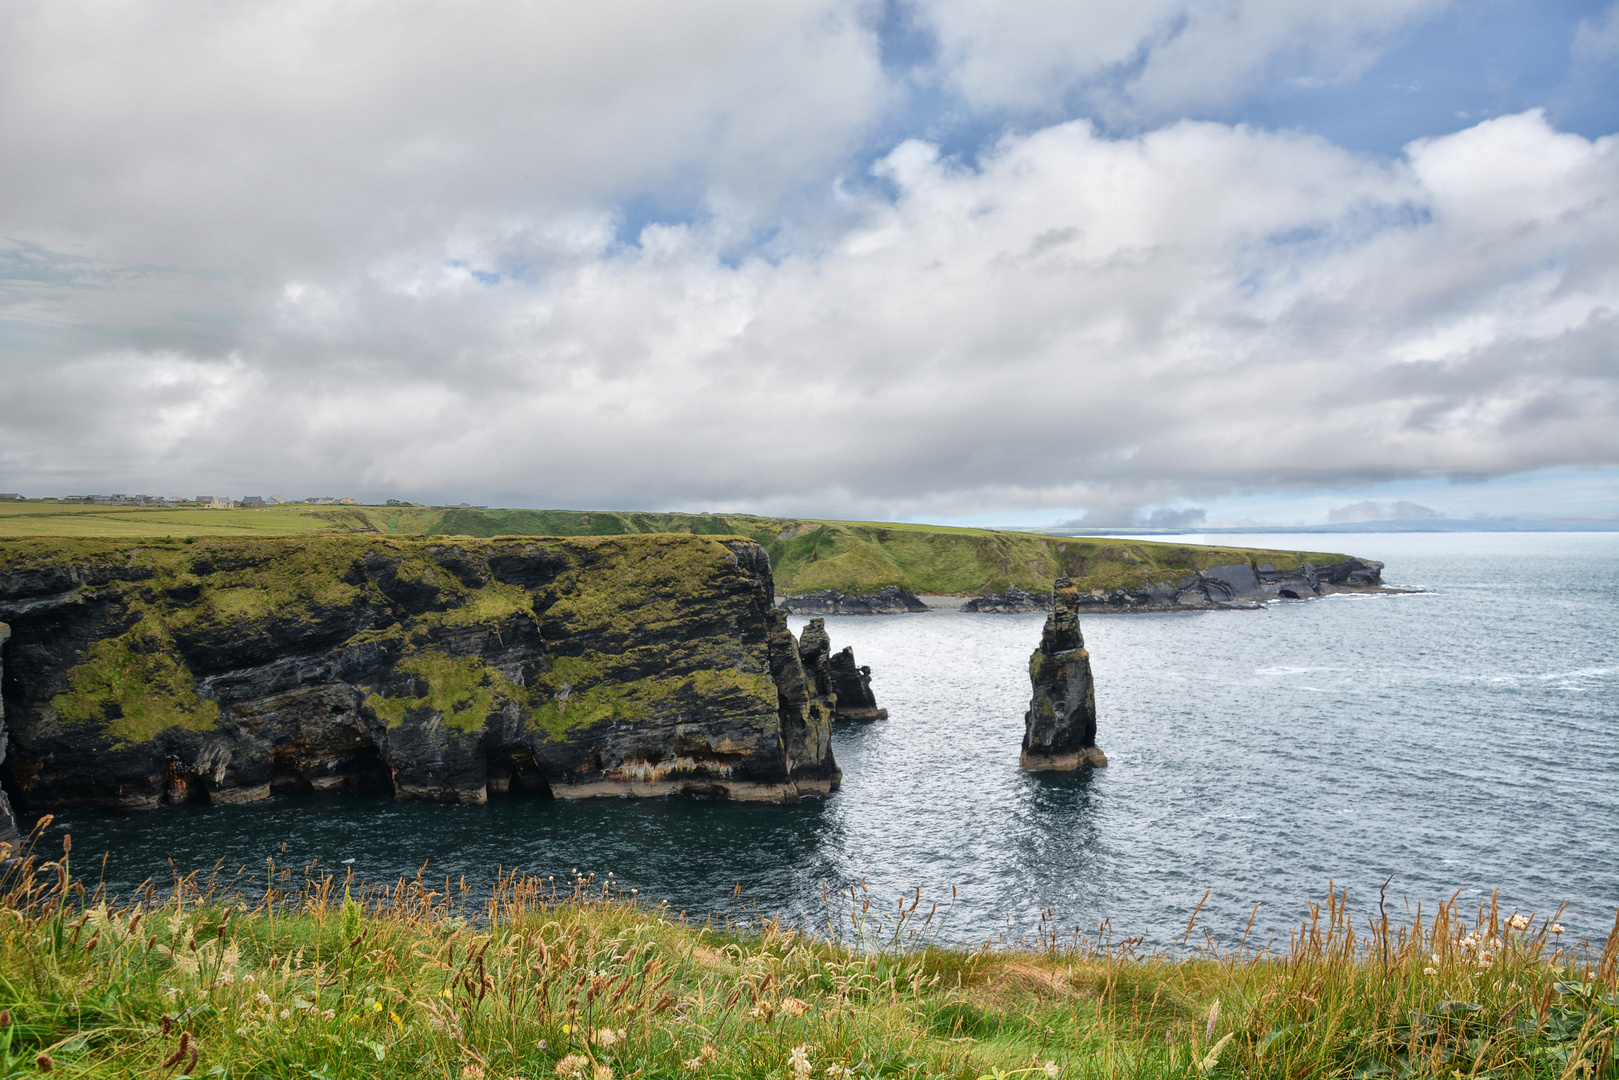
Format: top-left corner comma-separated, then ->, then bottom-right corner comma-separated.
1073,557 -> 1386,612
779,587 -> 929,615
961,587 -> 1050,613
0,620 -> 20,847
795,618 -> 887,722
1021,577 -> 1106,772
0,534 -> 841,811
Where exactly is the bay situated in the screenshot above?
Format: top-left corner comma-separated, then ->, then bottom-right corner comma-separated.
29,532 -> 1619,947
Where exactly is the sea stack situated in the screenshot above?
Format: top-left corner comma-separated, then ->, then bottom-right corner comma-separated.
795,617 -> 887,721
1020,577 -> 1107,771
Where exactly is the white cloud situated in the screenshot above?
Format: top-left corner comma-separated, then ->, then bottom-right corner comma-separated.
911,0 -> 1446,119
0,2 -> 1614,520
4,106 -> 1613,519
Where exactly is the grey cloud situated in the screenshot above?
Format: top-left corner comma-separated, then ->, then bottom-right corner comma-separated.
1139,507 -> 1207,528
0,6 -> 1615,523
1328,501 -> 1439,523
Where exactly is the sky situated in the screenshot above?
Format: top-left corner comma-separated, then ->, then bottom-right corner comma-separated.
2,0 -> 1616,528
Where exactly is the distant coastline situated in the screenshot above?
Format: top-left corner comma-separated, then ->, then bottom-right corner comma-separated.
1049,517 -> 1619,536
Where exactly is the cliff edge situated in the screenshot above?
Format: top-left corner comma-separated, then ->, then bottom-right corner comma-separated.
0,534 -> 840,810
1020,577 -> 1106,772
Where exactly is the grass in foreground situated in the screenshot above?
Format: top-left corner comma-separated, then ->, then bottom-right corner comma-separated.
2,828 -> 1614,1080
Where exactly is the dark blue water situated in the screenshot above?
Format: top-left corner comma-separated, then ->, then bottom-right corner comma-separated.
32,533 -> 1619,947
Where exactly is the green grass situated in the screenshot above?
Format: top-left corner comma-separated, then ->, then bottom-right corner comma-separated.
0,501 -> 1355,598
0,533 -> 777,750
1,824 -> 1614,1080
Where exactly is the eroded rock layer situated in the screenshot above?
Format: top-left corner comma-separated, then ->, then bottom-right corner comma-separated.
1073,557 -> 1385,611
794,618 -> 887,722
1021,577 -> 1106,772
779,587 -> 928,615
0,621 -> 20,846
0,535 -> 841,811
961,587 -> 1049,613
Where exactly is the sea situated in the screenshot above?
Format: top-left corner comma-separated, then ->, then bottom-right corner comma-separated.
28,532 -> 1619,950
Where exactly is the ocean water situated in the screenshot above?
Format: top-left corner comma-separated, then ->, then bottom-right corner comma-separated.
26,533 -> 1619,948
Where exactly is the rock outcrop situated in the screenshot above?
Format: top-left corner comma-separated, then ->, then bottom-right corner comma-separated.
1072,557 -> 1386,612
794,618 -> 887,721
0,621 -> 21,847
1021,578 -> 1106,772
961,587 -> 1050,613
779,587 -> 928,615
0,535 -> 842,810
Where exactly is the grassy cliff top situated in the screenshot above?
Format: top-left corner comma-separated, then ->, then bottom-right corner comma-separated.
0,845 -> 1609,1080
0,500 -> 1355,597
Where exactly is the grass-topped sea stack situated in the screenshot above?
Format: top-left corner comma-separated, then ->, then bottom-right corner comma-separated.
1020,576 -> 1106,771
0,534 -> 843,810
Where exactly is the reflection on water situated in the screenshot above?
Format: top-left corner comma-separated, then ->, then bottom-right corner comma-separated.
31,533 -> 1619,946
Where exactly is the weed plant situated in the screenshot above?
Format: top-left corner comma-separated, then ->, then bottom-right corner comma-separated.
1,822 -> 1613,1080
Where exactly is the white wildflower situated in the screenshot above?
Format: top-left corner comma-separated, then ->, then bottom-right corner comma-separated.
788,1045 -> 813,1079
554,1056 -> 589,1080
1423,967 -> 1438,976
1044,1061 -> 1061,1079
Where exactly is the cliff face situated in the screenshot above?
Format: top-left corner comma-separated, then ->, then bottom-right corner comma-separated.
0,535 -> 840,811
794,618 -> 887,722
779,587 -> 928,615
1073,557 -> 1385,612
0,620 -> 19,846
1021,577 -> 1106,772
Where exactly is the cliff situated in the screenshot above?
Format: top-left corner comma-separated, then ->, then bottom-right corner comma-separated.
780,587 -> 928,615
0,620 -> 19,846
0,534 -> 841,811
1021,577 -> 1106,772
1,501 -> 1389,609
796,618 -> 887,721
961,587 -> 1049,613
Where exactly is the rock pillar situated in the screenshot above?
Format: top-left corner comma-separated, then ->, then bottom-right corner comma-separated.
1020,578 -> 1107,771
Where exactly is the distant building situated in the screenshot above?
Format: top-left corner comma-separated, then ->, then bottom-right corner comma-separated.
269,494 -> 286,504
204,496 -> 233,509
0,493 -> 20,500
242,496 -> 266,507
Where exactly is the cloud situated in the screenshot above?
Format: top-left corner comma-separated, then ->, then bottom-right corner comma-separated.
1574,2 -> 1619,64
1139,507 -> 1207,528
0,0 -> 886,274
911,0 -> 1446,120
0,3 -> 1614,520
1327,500 -> 1440,523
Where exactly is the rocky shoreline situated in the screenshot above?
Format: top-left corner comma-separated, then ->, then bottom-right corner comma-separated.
0,535 -> 871,814
781,556 -> 1389,614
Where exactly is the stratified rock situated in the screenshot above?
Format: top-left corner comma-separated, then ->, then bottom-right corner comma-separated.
792,618 -> 886,721
0,535 -> 841,810
1071,557 -> 1387,612
827,647 -> 886,721
961,586 -> 1050,613
1020,577 -> 1106,772
779,587 -> 928,615
0,621 -> 20,848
